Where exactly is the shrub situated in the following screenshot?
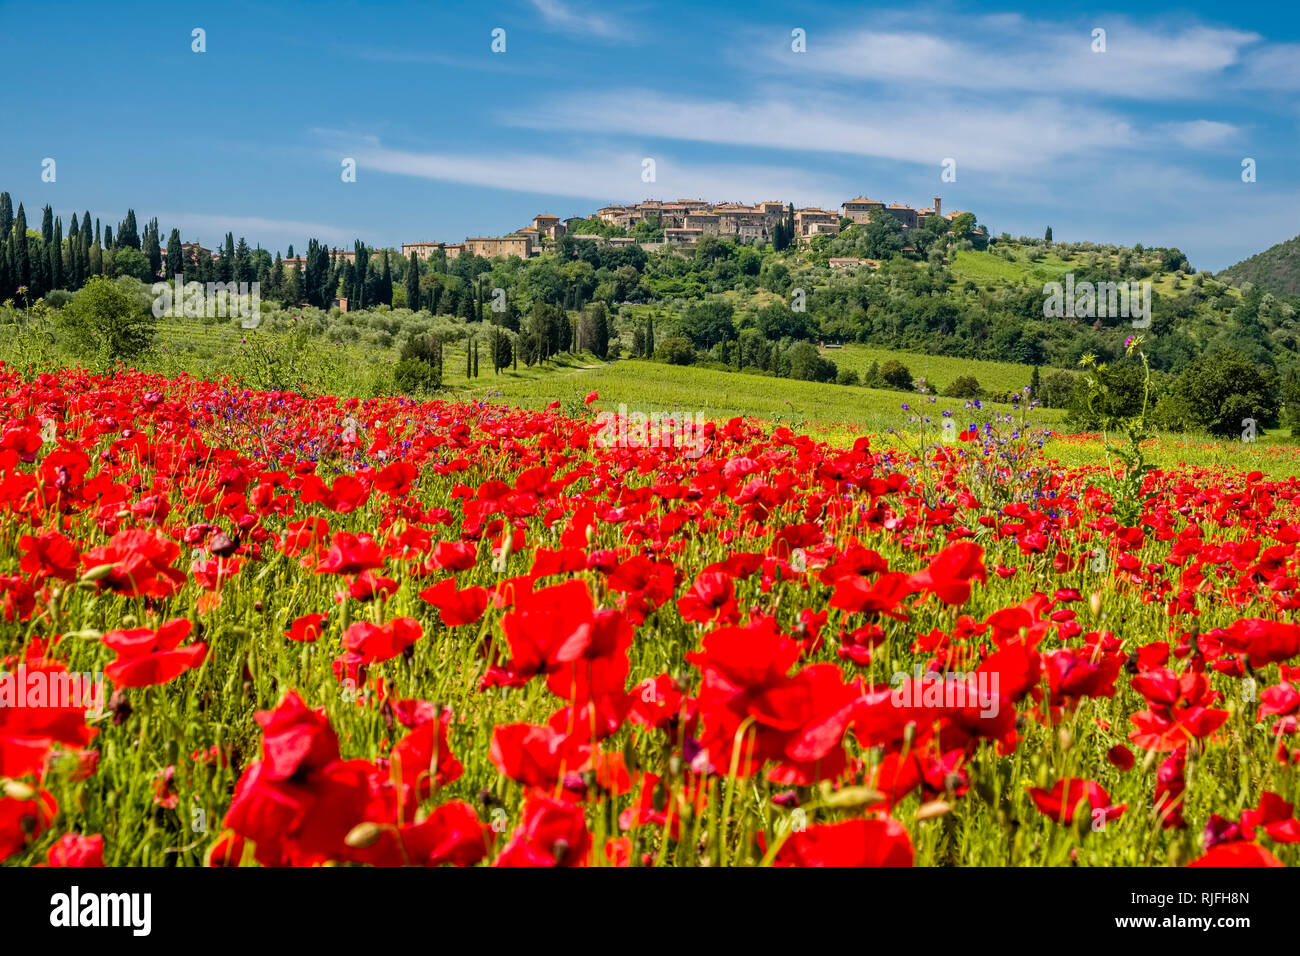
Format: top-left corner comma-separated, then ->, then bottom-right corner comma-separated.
1037,369 -> 1077,409
836,368 -> 860,386
58,276 -> 155,362
785,341 -> 837,383
879,359 -> 913,390
1067,361 -> 1147,428
1169,349 -> 1280,437
393,358 -> 442,396
944,374 -> 983,398
861,360 -> 885,388
656,336 -> 696,365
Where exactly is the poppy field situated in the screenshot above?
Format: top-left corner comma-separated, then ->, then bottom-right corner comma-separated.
3,363 -> 1300,868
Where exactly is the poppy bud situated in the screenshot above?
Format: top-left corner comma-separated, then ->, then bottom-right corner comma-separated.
209,532 -> 238,557
551,838 -> 571,865
108,689 -> 132,725
345,822 -> 384,848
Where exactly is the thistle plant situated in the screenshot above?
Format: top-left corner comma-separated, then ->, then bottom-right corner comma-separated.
1078,335 -> 1154,526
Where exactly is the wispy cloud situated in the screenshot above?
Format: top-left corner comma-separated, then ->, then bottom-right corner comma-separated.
526,0 -> 626,41
1158,119 -> 1240,149
504,90 -> 1135,172
342,140 -> 847,207
758,15 -> 1276,99
154,213 -> 356,246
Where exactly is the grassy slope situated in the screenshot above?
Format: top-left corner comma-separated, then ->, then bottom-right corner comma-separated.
448,356 -> 1061,441
828,344 -> 1036,395
1217,233 -> 1300,298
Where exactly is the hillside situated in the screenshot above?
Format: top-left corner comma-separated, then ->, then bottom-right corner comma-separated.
1218,233 -> 1300,298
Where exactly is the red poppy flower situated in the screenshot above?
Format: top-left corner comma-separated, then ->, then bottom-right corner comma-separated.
286,613 -> 328,643
102,619 -> 208,688
419,578 -> 490,626
82,528 -> 187,598
1188,842 -> 1283,867
342,618 -> 423,665
18,530 -> 81,582
316,532 -> 383,575
44,832 -> 105,866
909,541 -> 987,606
772,817 -> 914,867
1027,778 -> 1125,826
494,792 -> 592,867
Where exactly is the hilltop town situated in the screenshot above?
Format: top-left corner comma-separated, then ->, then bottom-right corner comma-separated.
397,195 -> 978,262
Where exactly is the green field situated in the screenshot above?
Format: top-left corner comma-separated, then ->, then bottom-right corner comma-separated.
447,356 -> 1062,442
27,308 -> 1300,477
825,343 -> 1038,396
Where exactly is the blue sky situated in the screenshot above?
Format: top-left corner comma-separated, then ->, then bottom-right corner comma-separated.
4,0 -> 1298,270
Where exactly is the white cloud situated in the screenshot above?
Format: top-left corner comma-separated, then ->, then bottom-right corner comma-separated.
1159,120 -> 1240,149
505,90 -> 1135,172
345,141 -> 847,208
765,17 -> 1268,99
154,213 -> 356,246
526,0 -> 624,40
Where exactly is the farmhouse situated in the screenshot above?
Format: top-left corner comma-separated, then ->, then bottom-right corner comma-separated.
401,193 -> 974,263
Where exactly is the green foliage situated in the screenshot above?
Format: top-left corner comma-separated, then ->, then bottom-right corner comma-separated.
393,357 -> 442,395
784,341 -> 837,383
57,276 -> 155,363
879,359 -> 913,390
656,336 -> 696,365
1077,339 -> 1156,525
1169,348 -> 1280,437
944,374 -> 984,398
1217,231 -> 1300,297
679,299 -> 735,348
1037,369 -> 1077,409
1067,360 -> 1147,429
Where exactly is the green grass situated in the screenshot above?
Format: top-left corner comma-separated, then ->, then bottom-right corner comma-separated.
826,344 -> 1037,396
447,357 -> 1065,443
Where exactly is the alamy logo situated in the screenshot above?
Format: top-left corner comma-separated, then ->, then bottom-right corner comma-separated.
49,886 -> 151,936
0,666 -> 104,716
594,405 -> 707,459
1042,273 -> 1151,328
151,273 -> 261,327
890,666 -> 1001,718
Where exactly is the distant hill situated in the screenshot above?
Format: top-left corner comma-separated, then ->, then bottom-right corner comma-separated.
1217,234 -> 1300,298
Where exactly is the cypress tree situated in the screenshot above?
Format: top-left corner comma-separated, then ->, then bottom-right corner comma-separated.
466,335 -> 472,379
234,237 -> 253,284
13,204 -> 29,292
405,252 -> 420,311
49,217 -> 63,290
351,241 -> 367,309
79,213 -> 91,284
379,250 -> 392,305
0,192 -> 12,239
145,221 -> 162,278
166,229 -> 183,279
67,215 -> 80,287
473,339 -> 479,377
118,210 -> 140,248
104,225 -> 113,250
269,251 -> 283,299
285,257 -> 301,304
